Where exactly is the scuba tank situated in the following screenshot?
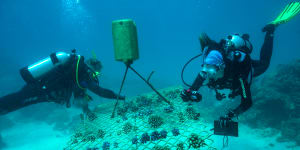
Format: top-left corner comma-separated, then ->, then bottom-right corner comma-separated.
20,52 -> 72,84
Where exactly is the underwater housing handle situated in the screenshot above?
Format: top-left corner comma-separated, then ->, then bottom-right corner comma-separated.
213,117 -> 238,137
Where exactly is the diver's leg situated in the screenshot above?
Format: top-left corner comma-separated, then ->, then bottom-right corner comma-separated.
0,85 -> 47,115
252,24 -> 275,77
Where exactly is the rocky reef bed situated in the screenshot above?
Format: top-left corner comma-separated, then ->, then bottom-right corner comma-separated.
241,59 -> 300,146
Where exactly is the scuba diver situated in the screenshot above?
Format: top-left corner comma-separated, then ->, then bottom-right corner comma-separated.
181,1 -> 300,136
0,50 -> 125,120
180,24 -> 275,119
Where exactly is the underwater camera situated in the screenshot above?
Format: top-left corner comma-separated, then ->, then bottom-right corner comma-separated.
213,117 -> 238,137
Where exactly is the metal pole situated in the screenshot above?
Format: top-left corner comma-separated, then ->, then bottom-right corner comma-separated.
128,65 -> 172,106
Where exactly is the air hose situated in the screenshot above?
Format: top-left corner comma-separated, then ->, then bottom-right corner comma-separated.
76,55 -> 86,90
181,53 -> 203,87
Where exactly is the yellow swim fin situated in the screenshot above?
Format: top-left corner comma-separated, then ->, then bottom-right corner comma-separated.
271,2 -> 300,25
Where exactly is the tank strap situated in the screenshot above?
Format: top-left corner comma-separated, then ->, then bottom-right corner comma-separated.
239,78 -> 247,99
50,53 -> 59,64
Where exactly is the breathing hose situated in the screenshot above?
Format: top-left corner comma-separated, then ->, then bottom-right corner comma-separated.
181,53 -> 203,87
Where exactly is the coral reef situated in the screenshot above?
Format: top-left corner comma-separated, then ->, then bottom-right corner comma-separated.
176,142 -> 185,150
117,106 -> 128,117
241,59 -> 300,145
277,118 -> 300,145
102,142 -> 110,150
164,88 -> 181,99
164,106 -> 174,113
71,138 -> 78,144
148,115 -> 164,128
136,95 -> 152,107
97,129 -> 106,139
122,122 -> 133,134
87,148 -> 99,150
86,135 -> 96,142
185,106 -> 200,120
140,133 -> 150,144
132,136 -> 139,144
150,131 -> 160,141
74,132 -> 83,138
122,115 -> 128,121
129,104 -> 139,112
177,112 -> 186,123
138,108 -> 153,117
113,142 -> 118,148
159,130 -> 168,139
66,86 -> 217,149
153,145 -> 171,150
172,128 -> 180,136
188,133 -> 207,149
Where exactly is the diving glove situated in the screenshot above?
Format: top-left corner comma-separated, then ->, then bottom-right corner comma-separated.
181,89 -> 202,102
117,95 -> 125,100
225,110 -> 236,119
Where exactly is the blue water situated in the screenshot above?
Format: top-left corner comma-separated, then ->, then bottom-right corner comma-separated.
0,0 -> 300,149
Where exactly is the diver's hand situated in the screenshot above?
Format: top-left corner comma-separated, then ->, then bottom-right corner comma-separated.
181,89 -> 202,102
262,24 -> 276,34
224,110 -> 236,119
216,92 -> 226,101
181,89 -> 192,102
117,95 -> 125,100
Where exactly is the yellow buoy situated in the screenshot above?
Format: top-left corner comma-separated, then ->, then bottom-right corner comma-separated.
112,19 -> 139,65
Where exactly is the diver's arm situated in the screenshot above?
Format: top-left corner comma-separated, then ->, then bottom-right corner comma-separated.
231,79 -> 252,117
190,73 -> 206,91
87,81 -> 124,100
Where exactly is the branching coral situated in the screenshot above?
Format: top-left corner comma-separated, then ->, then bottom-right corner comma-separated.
188,133 -> 209,149
172,128 -> 180,136
140,133 -> 150,144
97,129 -> 106,139
150,131 -> 160,141
148,115 -> 164,128
102,142 -> 110,150
186,106 -> 200,120
153,145 -> 171,150
176,142 -> 185,150
132,136 -> 138,144
123,122 -> 133,134
159,130 -> 167,139
177,112 -> 186,123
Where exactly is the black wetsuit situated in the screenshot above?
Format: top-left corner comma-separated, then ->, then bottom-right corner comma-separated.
189,28 -> 274,117
0,55 -> 121,116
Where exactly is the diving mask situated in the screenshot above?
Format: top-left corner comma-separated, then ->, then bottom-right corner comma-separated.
201,64 -> 224,80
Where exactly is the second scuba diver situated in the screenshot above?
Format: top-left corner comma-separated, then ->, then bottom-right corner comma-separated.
181,23 -> 276,120
0,50 -> 125,120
